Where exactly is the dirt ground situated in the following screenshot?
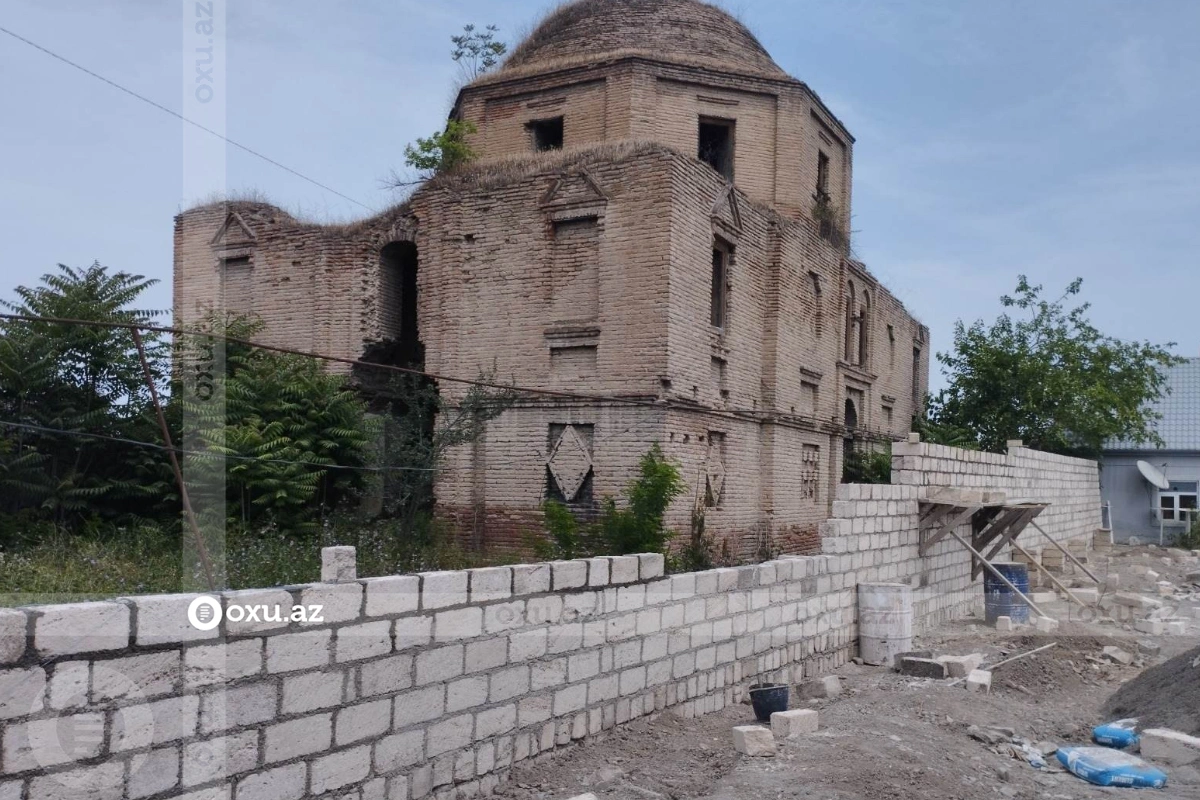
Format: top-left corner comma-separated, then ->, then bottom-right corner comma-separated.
499,546 -> 1200,800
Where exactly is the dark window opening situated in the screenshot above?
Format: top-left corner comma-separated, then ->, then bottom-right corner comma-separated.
698,118 -> 735,181
912,347 -> 923,410
710,244 -> 730,328
528,117 -> 564,152
380,241 -> 422,368
222,256 -> 251,271
815,150 -> 831,203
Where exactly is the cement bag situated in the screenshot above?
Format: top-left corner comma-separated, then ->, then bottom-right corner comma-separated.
1093,718 -> 1140,749
1056,746 -> 1167,788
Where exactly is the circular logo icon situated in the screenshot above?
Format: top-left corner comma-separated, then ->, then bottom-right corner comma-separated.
187,595 -> 223,631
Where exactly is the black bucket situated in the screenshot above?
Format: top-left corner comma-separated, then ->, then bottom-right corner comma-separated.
748,683 -> 789,721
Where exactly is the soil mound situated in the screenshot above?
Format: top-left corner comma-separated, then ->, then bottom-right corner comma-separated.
1103,644 -> 1200,734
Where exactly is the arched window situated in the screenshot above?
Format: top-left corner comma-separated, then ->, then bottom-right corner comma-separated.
809,271 -> 823,338
857,290 -> 871,368
844,280 -> 856,362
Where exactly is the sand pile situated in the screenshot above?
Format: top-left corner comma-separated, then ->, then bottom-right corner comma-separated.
1102,644 -> 1200,734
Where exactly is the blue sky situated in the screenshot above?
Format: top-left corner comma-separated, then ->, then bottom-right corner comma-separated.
3,0 -> 1198,391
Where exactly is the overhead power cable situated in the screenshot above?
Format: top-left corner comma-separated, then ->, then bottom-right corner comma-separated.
0,419 -> 440,473
0,25 -> 373,212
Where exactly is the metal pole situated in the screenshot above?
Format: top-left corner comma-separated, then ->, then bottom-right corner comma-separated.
1029,520 -> 1101,584
945,527 -> 1049,619
131,328 -> 216,591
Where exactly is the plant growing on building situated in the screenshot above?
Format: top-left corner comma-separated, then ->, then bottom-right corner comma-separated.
928,276 -> 1182,458
842,446 -> 892,484
402,119 -> 479,180
541,444 -> 685,558
451,24 -> 508,82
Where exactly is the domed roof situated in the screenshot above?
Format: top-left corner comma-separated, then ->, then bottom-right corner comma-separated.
492,0 -> 791,83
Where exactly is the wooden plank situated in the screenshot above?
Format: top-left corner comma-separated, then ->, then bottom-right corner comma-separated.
974,507 -> 1043,579
1030,520 -> 1101,584
920,505 -> 980,557
1010,539 -> 1089,608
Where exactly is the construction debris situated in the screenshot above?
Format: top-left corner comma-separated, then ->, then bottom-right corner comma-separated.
797,675 -> 841,699
966,669 -> 992,693
935,653 -> 984,678
770,709 -> 819,737
898,657 -> 948,679
891,650 -> 932,670
732,725 -> 776,757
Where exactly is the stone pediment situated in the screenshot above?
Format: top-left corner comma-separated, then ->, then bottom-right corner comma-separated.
541,169 -> 608,210
209,211 -> 257,249
711,185 -> 743,237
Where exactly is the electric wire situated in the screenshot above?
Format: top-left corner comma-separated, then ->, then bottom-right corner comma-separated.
0,25 -> 374,212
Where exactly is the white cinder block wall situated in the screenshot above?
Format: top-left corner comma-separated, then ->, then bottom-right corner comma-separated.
0,445 -> 1100,800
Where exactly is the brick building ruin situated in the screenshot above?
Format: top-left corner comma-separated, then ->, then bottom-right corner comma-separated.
174,0 -> 930,556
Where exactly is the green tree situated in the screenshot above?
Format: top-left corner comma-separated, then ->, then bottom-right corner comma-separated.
451,24 -> 507,82
180,315 -> 371,533
0,263 -> 167,524
928,276 -> 1181,457
401,119 -> 479,180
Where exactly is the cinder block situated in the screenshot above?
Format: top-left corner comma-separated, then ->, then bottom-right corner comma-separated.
299,582 -> 363,625
936,653 -> 984,679
321,546 -> 357,583
550,560 -> 588,591
638,553 -> 665,581
608,556 -> 640,584
128,746 -> 181,799
233,764 -> 306,800
222,589 -> 293,635
359,653 -> 413,697
511,563 -> 551,596
29,761 -> 123,800
420,571 -> 468,610
797,675 -> 841,698
92,651 -> 181,700
48,661 -> 89,709
265,629 -> 331,673
966,669 -> 992,693
335,620 -> 393,662
1141,728 -> 1200,766
200,682 -> 277,733
309,744 -> 371,795
34,601 -> 129,656
1034,616 -> 1059,633
586,558 -> 610,587
995,616 -> 1013,631
426,713 -> 474,757
770,708 -> 819,737
1167,620 -> 1188,636
374,730 -> 425,773
1134,619 -> 1165,635
394,615 -> 433,650
335,699 -> 392,746
0,666 -> 45,720
393,685 -> 446,728
0,609 -> 27,665
111,695 -> 199,751
469,567 -> 512,603
1067,587 -> 1099,605
363,575 -> 419,618
264,713 -> 333,763
282,670 -> 345,714
3,713 -> 106,771
899,657 -> 947,679
184,639 -> 264,687
434,607 -> 483,642
731,725 -> 775,756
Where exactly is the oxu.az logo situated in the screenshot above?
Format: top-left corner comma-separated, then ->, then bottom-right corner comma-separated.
187,595 -> 324,630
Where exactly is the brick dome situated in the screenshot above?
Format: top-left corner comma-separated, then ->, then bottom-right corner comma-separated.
494,0 -> 791,82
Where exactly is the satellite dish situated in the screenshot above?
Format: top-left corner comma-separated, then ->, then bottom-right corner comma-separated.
1137,460 -> 1170,490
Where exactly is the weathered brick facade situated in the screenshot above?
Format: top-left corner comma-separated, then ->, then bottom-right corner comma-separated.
173,0 -> 930,557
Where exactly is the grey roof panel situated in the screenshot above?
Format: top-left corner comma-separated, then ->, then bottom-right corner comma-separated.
1108,357 -> 1200,451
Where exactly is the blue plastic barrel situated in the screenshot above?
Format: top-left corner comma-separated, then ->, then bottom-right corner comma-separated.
984,562 -> 1030,624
